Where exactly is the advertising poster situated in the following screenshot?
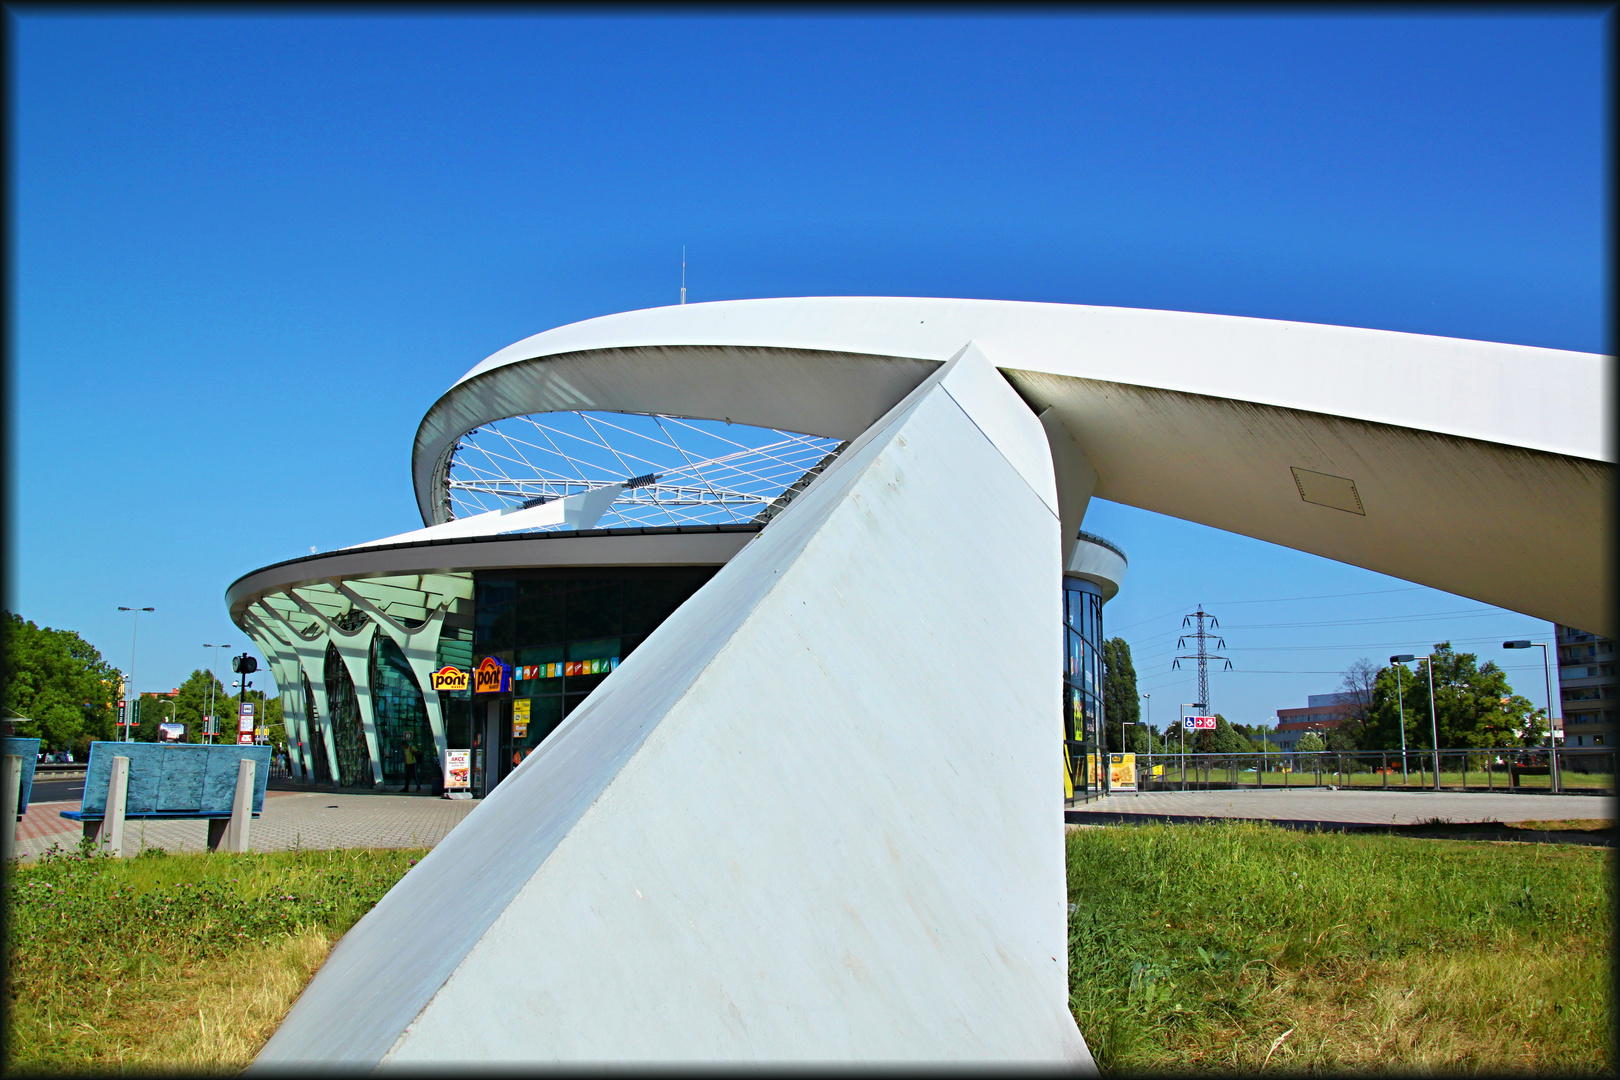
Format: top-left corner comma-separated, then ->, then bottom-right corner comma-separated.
513,698 -> 531,739
1109,752 -> 1137,792
444,749 -> 471,790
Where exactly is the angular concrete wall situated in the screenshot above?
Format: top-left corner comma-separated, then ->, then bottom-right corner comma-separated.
254,344 -> 1091,1066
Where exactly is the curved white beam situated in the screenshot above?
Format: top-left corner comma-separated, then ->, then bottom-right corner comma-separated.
410,298 -> 1612,635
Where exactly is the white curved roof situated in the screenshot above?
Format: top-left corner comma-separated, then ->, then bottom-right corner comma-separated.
405,297 -> 1610,635
446,297 -> 1607,459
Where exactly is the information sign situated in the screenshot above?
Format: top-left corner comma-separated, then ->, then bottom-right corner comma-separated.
238,701 -> 255,734
513,698 -> 531,739
1109,752 -> 1137,792
444,749 -> 472,790
1182,715 -> 1217,732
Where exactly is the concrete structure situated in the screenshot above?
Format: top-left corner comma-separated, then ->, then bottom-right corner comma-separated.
235,297 -> 1610,1067
1558,625 -> 1616,747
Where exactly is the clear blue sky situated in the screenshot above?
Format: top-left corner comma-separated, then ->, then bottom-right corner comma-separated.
11,12 -> 1607,726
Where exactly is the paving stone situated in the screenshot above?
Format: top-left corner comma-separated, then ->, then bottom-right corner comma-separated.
11,791 -> 481,860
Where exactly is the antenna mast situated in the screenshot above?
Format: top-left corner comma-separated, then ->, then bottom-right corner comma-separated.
1172,605 -> 1231,712
680,246 -> 686,305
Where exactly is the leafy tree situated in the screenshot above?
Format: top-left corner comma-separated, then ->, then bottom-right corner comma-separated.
1101,638 -> 1139,746
1296,731 -> 1326,753
0,612 -> 119,754
1210,714 -> 1251,755
1362,643 -> 1542,750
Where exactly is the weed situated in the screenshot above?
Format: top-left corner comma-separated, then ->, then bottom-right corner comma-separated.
1067,821 -> 1611,1073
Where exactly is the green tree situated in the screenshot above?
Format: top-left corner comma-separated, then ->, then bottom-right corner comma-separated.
1363,643 -> 1541,750
1210,714 -> 1251,755
1101,638 -> 1139,747
0,612 -> 119,754
1296,731 -> 1326,753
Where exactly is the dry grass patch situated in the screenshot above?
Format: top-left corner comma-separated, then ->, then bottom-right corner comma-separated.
6,845 -> 421,1071
1068,821 -> 1612,1074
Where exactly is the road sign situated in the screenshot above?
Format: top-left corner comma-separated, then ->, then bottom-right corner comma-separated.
1182,715 -> 1217,731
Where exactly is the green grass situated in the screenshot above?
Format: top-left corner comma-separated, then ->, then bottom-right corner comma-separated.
1067,821 -> 1613,1073
5,844 -> 423,1071
1140,766 -> 1613,792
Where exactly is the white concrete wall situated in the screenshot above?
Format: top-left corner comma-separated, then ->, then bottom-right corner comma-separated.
254,343 -> 1090,1067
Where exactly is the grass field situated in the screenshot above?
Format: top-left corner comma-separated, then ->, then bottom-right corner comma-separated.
4,844 -> 422,1071
1067,821 -> 1613,1073
1140,765 -> 1613,792
5,825 -> 1612,1072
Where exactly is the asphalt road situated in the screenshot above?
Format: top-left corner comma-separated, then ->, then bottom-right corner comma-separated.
27,778 -> 85,803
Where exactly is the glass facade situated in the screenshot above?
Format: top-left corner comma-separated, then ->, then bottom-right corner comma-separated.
462,566 -> 718,797
371,635 -> 438,788
302,670 -> 331,784
1064,577 -> 1106,802
324,643 -> 375,788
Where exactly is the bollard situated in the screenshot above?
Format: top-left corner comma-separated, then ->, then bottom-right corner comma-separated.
2,755 -> 21,864
225,758 -> 255,853
98,756 -> 130,857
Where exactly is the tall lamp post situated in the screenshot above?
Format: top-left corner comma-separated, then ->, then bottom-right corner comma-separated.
1179,702 -> 1200,767
1389,656 -> 1412,784
117,607 -> 154,742
203,644 -> 233,744
1505,640 -> 1560,792
1393,654 -> 1440,790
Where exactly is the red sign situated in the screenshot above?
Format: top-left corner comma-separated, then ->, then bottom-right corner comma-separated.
237,733 -> 254,745
1182,715 -> 1217,731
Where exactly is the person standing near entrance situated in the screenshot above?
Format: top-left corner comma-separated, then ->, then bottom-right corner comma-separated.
403,738 -> 420,792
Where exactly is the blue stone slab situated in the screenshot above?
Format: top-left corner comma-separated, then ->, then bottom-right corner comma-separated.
77,742 -> 272,819
2,737 -> 41,817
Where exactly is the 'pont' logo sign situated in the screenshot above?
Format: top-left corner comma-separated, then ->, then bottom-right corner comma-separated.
472,656 -> 512,694
430,665 -> 469,692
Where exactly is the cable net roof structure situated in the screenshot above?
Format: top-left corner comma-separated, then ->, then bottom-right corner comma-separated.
445,411 -> 846,530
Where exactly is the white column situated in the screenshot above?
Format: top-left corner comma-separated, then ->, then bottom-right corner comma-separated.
257,342 -> 1092,1067
257,602 -> 341,784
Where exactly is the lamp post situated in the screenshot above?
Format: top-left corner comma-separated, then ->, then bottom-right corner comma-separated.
160,698 -> 177,739
203,644 -> 233,744
1179,702 -> 1200,766
1505,640 -> 1559,792
117,607 -> 154,742
1389,656 -> 1412,784
1392,654 -> 1440,790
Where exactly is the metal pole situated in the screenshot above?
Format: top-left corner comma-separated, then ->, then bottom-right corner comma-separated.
1539,642 -> 1560,793
1395,665 -> 1408,784
1424,657 -> 1440,791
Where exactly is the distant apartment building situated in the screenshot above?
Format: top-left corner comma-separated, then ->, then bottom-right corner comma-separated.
1557,625 -> 1615,747
1267,692 -> 1356,752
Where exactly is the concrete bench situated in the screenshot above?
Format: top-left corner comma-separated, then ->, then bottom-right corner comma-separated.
60,742 -> 272,855
2,737 -> 43,861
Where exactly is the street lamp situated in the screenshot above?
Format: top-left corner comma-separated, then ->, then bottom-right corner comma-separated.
1393,654 -> 1440,790
203,644 -> 234,744
117,607 -> 154,743
1505,640 -> 1560,791
160,698 -> 177,739
1389,655 -> 1413,784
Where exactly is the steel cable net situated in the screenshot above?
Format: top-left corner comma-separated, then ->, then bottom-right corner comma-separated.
445,411 -> 846,531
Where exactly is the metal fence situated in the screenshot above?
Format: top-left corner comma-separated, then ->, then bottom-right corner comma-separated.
1122,747 -> 1617,796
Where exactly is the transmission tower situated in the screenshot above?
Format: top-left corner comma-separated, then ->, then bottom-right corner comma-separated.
1172,606 -> 1231,712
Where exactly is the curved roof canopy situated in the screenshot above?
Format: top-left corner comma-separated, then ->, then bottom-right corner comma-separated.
412,297 -> 1611,636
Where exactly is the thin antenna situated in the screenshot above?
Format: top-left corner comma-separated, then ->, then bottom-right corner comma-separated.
680,246 -> 686,304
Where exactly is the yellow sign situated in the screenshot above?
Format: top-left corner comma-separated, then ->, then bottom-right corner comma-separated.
430,665 -> 469,692
1063,744 -> 1075,799
1109,752 -> 1137,792
472,656 -> 511,694
513,698 -> 531,740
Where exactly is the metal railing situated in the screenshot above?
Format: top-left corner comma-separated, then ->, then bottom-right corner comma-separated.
1122,747 -> 1616,796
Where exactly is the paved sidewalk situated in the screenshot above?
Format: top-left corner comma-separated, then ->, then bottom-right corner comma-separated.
13,790 -> 482,860
1068,787 -> 1614,827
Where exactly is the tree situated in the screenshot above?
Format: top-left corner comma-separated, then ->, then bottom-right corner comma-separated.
1,612 -> 119,753
1210,714 -> 1251,755
1101,638 -> 1139,746
1362,643 -> 1541,750
1296,731 -> 1326,753
1327,658 -> 1380,750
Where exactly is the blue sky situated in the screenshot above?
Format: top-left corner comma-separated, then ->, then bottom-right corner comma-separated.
10,12 -> 1607,725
